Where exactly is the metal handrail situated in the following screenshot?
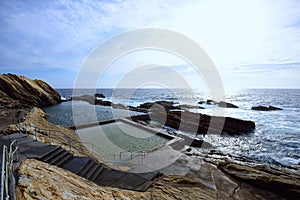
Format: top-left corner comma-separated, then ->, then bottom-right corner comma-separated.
1,145 -> 7,200
8,140 -> 18,173
1,139 -> 18,200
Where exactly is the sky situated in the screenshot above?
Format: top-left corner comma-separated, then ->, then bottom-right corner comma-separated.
0,0 -> 299,89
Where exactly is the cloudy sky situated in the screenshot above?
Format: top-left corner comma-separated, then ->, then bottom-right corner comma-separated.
0,0 -> 299,89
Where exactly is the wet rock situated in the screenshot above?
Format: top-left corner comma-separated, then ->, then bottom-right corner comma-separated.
181,104 -> 205,110
0,74 -> 61,107
95,93 -> 105,98
218,101 -> 239,108
198,100 -> 206,104
177,133 -> 212,148
138,101 -> 177,110
269,106 -> 283,110
95,99 -> 112,106
251,105 -> 283,111
207,100 -> 218,105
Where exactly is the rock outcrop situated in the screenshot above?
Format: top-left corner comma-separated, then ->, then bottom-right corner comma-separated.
17,159 -> 218,200
198,100 -> 238,108
132,109 -> 255,135
0,73 -> 61,108
251,105 -> 283,111
160,151 -> 300,200
218,101 -> 239,108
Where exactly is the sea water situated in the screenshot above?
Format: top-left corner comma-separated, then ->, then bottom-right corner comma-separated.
43,88 -> 300,167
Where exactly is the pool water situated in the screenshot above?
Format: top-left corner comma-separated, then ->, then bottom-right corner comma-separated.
76,121 -> 169,163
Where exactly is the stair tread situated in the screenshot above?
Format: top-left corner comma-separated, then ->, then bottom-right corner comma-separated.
39,146 -> 60,159
49,151 -> 69,165
90,165 -> 104,182
85,163 -> 100,179
78,160 -> 94,176
61,157 -> 90,174
56,154 -> 73,167
41,148 -> 65,162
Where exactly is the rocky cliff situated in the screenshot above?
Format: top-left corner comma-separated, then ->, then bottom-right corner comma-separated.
0,73 -> 61,108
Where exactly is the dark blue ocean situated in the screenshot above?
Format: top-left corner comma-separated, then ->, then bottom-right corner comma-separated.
44,88 -> 300,167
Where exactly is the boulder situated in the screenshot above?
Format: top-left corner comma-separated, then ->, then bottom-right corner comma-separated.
0,74 -> 61,107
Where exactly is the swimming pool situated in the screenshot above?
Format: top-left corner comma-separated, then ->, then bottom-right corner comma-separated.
76,119 -> 171,163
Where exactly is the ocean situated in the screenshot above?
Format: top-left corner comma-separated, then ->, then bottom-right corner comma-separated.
43,88 -> 300,167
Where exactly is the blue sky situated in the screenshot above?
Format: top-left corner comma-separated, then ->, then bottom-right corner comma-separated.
0,0 -> 299,89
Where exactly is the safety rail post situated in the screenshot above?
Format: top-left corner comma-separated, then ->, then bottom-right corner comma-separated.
1,145 -> 7,200
5,161 -> 9,200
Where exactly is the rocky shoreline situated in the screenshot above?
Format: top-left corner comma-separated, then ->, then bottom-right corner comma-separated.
70,94 -> 255,135
1,74 -> 299,199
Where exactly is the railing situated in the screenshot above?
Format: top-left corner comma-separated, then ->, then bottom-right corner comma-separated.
1,140 -> 18,200
21,124 -> 147,166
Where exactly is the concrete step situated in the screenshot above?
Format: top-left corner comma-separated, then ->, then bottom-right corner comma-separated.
77,159 -> 94,177
79,160 -> 96,177
17,137 -> 35,145
48,150 -> 69,165
56,153 -> 73,167
85,163 -> 100,180
39,146 -> 60,159
90,165 -> 104,182
41,148 -> 65,163
61,157 -> 90,174
94,168 -> 126,186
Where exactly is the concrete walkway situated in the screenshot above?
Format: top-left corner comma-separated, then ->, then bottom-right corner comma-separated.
119,145 -> 184,173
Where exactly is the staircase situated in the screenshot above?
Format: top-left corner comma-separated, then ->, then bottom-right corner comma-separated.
1,133 -> 161,192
